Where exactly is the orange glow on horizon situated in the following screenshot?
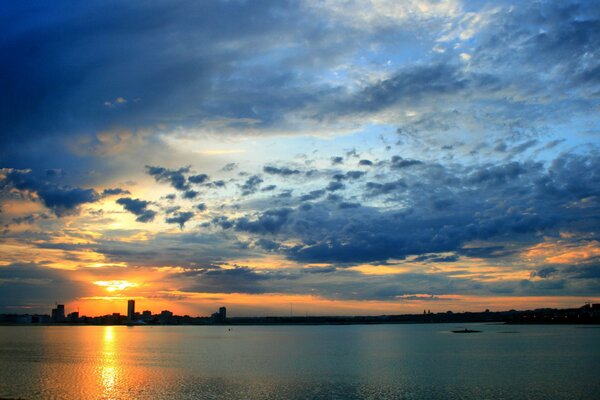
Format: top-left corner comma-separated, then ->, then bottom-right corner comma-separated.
66,292 -> 600,319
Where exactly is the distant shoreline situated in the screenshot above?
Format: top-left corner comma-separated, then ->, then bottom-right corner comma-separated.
2,304 -> 599,326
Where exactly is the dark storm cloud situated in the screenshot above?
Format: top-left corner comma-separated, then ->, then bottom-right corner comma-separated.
145,165 -> 191,191
116,197 -> 156,223
1,168 -> 100,216
165,211 -> 195,229
263,166 -> 302,176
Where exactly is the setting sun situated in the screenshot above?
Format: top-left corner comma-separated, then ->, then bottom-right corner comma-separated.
94,280 -> 139,293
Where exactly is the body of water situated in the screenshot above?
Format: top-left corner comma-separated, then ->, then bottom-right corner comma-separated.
0,323 -> 598,399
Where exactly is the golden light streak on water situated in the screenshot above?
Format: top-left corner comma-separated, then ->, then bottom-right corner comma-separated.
100,326 -> 118,398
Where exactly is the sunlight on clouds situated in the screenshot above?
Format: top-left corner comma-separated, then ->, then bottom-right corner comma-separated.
0,239 -> 106,270
94,280 -> 139,292
524,240 -> 600,264
1,199 -> 44,215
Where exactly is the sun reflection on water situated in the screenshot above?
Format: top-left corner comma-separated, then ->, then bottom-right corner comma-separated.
100,326 -> 118,398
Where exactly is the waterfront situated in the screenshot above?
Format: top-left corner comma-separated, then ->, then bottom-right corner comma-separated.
1,324 -> 598,399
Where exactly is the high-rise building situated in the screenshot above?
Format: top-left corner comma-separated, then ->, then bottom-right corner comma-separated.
219,307 -> 227,321
127,300 -> 135,321
51,304 -> 65,322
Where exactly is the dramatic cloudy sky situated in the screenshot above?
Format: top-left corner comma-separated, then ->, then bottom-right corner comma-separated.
1,0 -> 599,316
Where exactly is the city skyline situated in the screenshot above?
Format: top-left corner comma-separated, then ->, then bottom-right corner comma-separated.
1,0 -> 599,317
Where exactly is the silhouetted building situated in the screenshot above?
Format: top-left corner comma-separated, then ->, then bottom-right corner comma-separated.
51,304 -> 65,322
142,310 -> 152,322
127,300 -> 135,321
211,307 -> 227,323
68,311 -> 79,322
159,310 -> 173,323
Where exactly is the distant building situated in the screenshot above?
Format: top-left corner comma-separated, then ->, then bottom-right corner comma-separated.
159,310 -> 173,323
51,304 -> 65,322
142,310 -> 152,322
127,300 -> 135,321
68,311 -> 79,322
211,307 -> 227,323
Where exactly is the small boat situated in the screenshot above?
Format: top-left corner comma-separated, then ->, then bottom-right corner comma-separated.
452,328 -> 481,333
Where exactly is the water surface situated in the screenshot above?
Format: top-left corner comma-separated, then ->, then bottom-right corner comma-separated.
0,324 -> 598,399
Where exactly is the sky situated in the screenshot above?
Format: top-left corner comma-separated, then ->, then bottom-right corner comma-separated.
1,0 -> 599,317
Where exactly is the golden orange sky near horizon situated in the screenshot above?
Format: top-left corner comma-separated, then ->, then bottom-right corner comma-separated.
66,289 -> 600,318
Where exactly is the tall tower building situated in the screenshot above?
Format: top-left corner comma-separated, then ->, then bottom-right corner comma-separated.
127,299 -> 135,321
219,306 -> 227,321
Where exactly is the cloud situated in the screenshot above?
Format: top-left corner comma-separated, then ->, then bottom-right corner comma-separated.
200,151 -> 600,266
390,156 -> 423,169
261,184 -> 277,192
326,181 -> 345,191
102,187 -> 130,196
364,180 -> 407,196
188,174 -> 209,184
263,166 -> 302,176
145,165 -> 190,191
331,156 -> 344,165
240,175 -> 264,196
234,208 -> 293,235
332,170 -> 366,181
165,211 -> 195,229
1,168 -> 100,216
183,190 -> 199,199
116,197 -> 157,223
300,189 -> 326,202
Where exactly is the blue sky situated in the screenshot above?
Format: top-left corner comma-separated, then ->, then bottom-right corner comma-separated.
0,0 -> 599,316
